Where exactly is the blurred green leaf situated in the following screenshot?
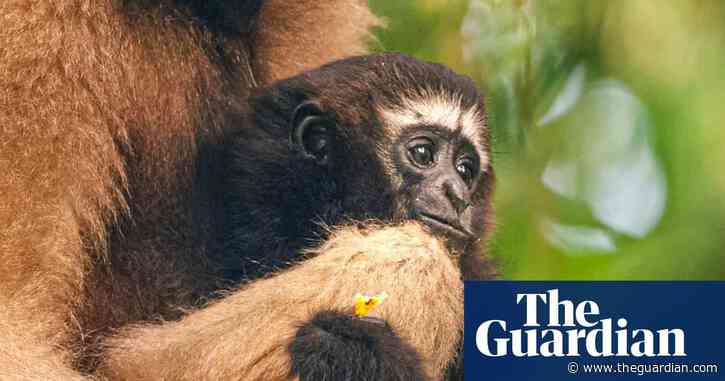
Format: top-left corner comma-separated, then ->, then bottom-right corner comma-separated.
369,0 -> 725,280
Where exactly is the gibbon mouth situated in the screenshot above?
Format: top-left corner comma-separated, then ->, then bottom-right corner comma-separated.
416,212 -> 473,238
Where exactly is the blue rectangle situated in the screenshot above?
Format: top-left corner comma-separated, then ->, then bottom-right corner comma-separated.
464,281 -> 724,380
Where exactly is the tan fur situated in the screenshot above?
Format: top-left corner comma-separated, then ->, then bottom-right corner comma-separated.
254,0 -> 383,82
0,1 -> 480,380
99,223 -> 462,381
0,1 -> 405,379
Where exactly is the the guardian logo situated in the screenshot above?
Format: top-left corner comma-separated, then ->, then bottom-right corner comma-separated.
476,289 -> 686,358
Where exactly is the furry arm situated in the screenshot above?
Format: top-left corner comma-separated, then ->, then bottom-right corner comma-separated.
99,223 -> 464,380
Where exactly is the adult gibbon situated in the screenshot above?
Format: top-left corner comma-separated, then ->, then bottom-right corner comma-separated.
0,1 -> 495,380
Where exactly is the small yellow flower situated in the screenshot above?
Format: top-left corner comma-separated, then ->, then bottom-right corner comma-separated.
353,291 -> 388,317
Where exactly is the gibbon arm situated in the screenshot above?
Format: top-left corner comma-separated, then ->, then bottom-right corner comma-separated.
99,223 -> 463,380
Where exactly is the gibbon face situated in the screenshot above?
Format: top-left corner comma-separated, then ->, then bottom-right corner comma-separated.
223,53 -> 493,278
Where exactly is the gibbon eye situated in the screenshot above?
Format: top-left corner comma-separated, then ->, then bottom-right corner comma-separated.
407,138 -> 436,168
455,157 -> 477,184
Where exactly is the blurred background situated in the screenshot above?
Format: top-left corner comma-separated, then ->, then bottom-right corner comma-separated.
369,0 -> 725,279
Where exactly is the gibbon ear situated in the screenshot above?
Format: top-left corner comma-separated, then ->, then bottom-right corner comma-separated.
291,101 -> 333,166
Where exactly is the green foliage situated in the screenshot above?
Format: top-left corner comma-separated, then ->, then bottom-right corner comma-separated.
369,0 -> 725,280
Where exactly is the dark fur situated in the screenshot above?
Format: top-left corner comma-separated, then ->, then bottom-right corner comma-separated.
0,0 -> 380,378
222,54 -> 497,280
0,1 -> 493,379
290,311 -> 426,381
221,54 -> 496,380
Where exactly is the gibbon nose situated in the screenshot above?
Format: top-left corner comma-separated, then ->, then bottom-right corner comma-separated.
412,174 -> 474,238
443,178 -> 470,216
